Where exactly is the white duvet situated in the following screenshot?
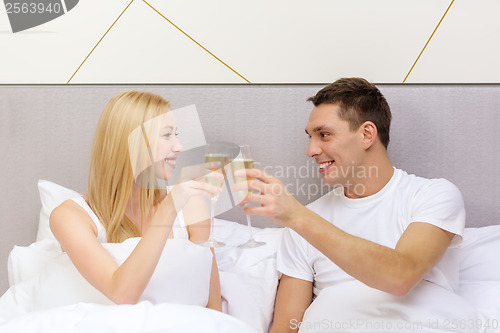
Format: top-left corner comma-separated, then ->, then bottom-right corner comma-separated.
0,301 -> 257,333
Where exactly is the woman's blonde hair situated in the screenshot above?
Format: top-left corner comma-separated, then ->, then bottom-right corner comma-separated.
88,91 -> 169,243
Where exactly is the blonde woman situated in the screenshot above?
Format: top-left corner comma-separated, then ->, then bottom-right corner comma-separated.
50,91 -> 222,310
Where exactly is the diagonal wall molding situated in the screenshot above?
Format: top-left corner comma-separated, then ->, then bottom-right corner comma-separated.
142,0 -> 250,83
403,0 -> 455,83
67,0 -> 135,83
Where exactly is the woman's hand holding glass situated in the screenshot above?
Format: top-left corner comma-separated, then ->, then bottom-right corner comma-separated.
197,144 -> 231,248
169,168 -> 223,212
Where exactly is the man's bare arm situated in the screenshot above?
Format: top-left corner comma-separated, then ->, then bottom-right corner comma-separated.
236,169 -> 455,297
270,275 -> 313,333
294,214 -> 454,296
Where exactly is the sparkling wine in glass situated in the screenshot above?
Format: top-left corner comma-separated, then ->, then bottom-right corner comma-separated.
231,145 -> 265,248
197,147 -> 228,248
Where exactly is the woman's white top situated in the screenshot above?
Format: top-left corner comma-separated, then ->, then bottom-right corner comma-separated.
70,197 -> 213,307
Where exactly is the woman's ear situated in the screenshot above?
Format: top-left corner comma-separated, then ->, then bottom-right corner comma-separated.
361,121 -> 377,149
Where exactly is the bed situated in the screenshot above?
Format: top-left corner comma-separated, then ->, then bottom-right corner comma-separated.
0,180 -> 282,332
1,85 -> 500,332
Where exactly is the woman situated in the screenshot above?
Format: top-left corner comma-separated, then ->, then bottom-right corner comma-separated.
50,91 -> 222,310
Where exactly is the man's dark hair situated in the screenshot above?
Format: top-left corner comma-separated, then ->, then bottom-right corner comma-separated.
307,77 -> 392,149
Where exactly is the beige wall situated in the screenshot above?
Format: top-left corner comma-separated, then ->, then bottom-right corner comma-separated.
0,0 -> 499,83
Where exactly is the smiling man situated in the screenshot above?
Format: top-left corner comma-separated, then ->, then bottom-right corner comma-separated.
236,78 -> 477,332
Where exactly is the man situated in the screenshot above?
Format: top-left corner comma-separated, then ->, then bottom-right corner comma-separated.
234,78 -> 476,332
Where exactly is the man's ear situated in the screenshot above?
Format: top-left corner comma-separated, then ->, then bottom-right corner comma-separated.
360,121 -> 377,149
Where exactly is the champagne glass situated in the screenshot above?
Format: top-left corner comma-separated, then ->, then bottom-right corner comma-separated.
198,144 -> 228,248
231,145 -> 266,248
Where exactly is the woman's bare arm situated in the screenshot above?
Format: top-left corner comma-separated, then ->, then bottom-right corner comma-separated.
50,195 -> 178,304
185,196 -> 222,311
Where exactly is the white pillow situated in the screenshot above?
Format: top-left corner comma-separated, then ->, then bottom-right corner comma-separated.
5,236 -> 213,315
0,180 -> 106,318
7,239 -> 61,287
0,251 -> 114,320
459,225 -> 500,283
458,225 -> 500,316
104,237 -> 213,307
32,253 -> 114,310
213,219 -> 283,333
36,180 -> 82,242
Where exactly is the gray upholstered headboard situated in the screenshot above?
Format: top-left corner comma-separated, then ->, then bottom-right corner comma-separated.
1,84 -> 499,293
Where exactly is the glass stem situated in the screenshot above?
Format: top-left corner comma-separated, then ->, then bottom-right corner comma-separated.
245,204 -> 254,240
209,197 -> 216,241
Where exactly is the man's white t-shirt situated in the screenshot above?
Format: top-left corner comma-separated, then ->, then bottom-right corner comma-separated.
277,168 -> 465,298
